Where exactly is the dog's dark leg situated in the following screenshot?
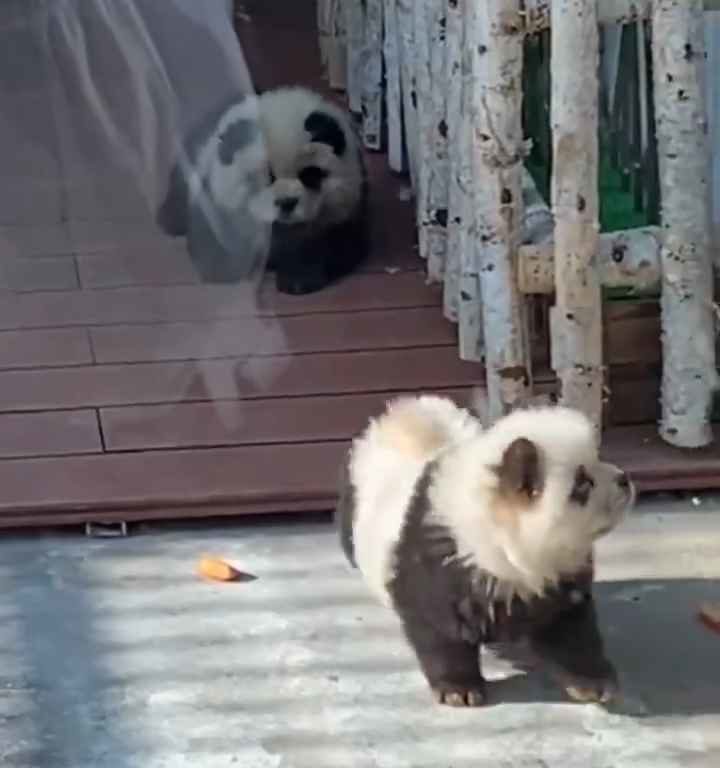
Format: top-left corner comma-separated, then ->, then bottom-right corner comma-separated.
531,599 -> 618,704
401,619 -> 485,707
275,259 -> 330,295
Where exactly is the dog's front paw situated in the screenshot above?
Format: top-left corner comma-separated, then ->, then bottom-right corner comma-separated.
432,682 -> 486,708
563,672 -> 619,705
275,268 -> 329,295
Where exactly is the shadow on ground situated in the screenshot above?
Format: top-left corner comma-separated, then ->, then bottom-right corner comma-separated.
485,578 -> 720,719
0,522 -> 718,767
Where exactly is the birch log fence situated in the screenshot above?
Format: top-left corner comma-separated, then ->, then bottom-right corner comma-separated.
316,0 -> 717,448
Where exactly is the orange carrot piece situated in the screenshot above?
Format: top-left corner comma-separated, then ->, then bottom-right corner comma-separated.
698,602 -> 720,635
197,556 -> 241,582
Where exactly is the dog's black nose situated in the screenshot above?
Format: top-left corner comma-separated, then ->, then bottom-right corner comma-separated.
617,471 -> 631,490
277,196 -> 299,214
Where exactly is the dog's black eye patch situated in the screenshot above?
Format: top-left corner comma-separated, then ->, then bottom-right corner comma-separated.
304,111 -> 347,156
298,165 -> 328,190
217,118 -> 258,166
570,465 -> 595,506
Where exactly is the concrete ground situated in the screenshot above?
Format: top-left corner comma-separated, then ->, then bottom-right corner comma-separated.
0,497 -> 719,768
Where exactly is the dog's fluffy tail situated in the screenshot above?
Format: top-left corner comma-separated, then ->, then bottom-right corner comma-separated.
366,395 -> 478,461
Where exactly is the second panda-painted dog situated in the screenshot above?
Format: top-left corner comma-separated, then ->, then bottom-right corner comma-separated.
157,86 -> 368,295
336,395 -> 635,707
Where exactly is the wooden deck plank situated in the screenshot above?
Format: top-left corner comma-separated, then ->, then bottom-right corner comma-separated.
2,421 -> 720,527
0,328 -> 92,369
89,307 -> 456,363
0,441 -> 346,515
76,246 -> 198,289
0,256 -> 79,292
100,387 -> 473,451
0,410 -> 102,458
0,272 -> 440,329
67,220 -> 167,253
0,224 -> 71,258
0,347 -> 482,412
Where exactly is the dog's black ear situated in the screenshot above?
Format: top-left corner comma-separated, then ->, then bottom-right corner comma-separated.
217,118 -> 259,165
304,111 -> 346,156
496,438 -> 543,501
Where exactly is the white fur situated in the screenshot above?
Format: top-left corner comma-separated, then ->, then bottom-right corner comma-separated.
188,87 -> 363,233
350,395 -> 635,606
249,86 -> 364,227
192,96 -> 267,213
350,396 -> 481,605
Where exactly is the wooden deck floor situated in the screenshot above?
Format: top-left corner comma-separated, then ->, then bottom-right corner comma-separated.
1,1 -> 720,530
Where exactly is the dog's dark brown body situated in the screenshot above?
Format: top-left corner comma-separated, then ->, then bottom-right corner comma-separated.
340,458 -> 619,707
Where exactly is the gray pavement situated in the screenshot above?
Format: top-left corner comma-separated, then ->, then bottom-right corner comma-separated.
0,496 -> 719,767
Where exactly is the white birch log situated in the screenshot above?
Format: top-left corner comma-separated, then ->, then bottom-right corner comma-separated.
524,1 -> 720,32
457,0 -> 484,358
524,1 -> 651,32
415,0 -> 449,281
471,1 -> 531,421
652,0 -> 718,447
346,0 -> 365,114
318,0 -> 331,73
519,226 -> 661,294
397,0 -> 420,189
443,0 -> 465,320
550,0 -> 603,437
414,0 -> 432,260
383,0 -> 406,171
362,0 -> 384,149
328,0 -> 348,90
429,0 -> 450,280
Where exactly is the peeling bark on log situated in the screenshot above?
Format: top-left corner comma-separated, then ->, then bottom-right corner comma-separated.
524,2 -> 651,33
397,0 -> 420,189
519,226 -> 661,294
652,0 -> 718,448
318,0 -> 347,90
458,273 -> 484,362
443,0 -> 466,320
383,0 -> 406,171
362,0 -> 384,149
346,0 -> 365,114
457,0 -> 484,358
318,0 -> 331,72
414,0 -> 432,264
471,1 -> 531,422
550,0 -> 603,437
423,0 -> 450,281
329,0 -> 348,90
519,1 -> 719,34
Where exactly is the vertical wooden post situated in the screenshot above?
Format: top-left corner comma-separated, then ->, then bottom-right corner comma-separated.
346,0 -> 365,115
329,0 -> 348,91
443,0 -> 465,320
362,0 -> 384,150
550,0 -> 603,437
383,0 -> 406,172
429,0 -> 449,281
414,0 -> 432,264
416,0 -> 449,282
319,0 -> 348,90
457,0 -> 484,359
397,0 -> 419,189
652,0 -> 717,447
471,1 -> 531,421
